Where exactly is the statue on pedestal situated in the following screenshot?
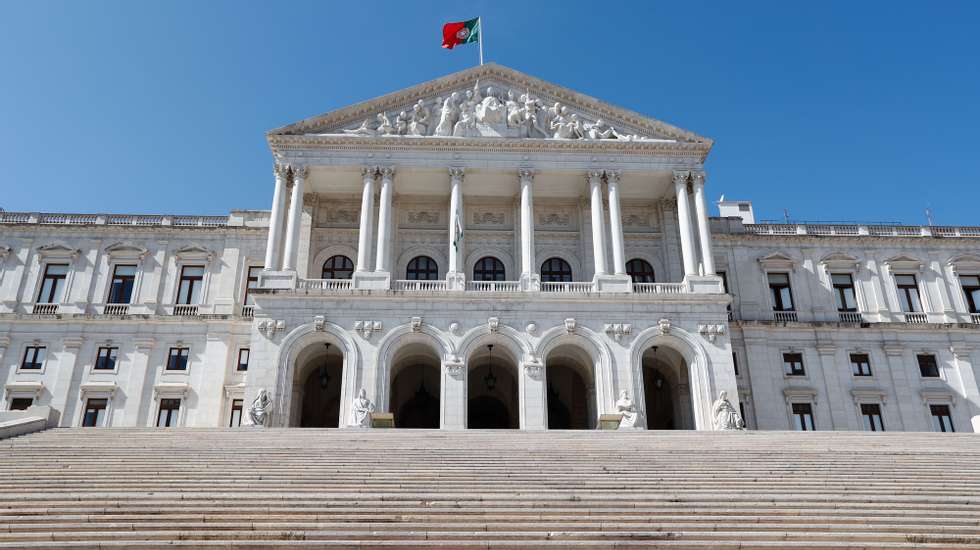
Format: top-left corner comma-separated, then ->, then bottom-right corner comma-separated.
616,390 -> 640,429
349,388 -> 375,428
434,93 -> 461,136
246,389 -> 272,427
712,390 -> 745,431
409,99 -> 430,136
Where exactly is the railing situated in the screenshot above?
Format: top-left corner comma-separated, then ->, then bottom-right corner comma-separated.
241,305 -> 255,319
632,282 -> 685,295
31,303 -> 59,315
103,304 -> 130,316
773,311 -> 799,323
744,223 -> 980,238
172,215 -> 228,227
172,304 -> 199,316
393,280 -> 448,292
540,281 -> 595,294
298,278 -> 354,291
107,214 -> 164,226
972,313 -> 980,325
904,312 -> 928,325
838,311 -> 863,323
0,212 -> 31,224
465,280 -> 521,292
38,213 -> 98,225
0,211 -> 230,227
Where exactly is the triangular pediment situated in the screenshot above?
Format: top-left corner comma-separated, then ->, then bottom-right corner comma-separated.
269,63 -> 711,149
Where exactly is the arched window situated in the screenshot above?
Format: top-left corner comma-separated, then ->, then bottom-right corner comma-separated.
406,256 -> 439,280
473,256 -> 506,281
626,259 -> 656,283
321,255 -> 354,279
540,257 -> 573,282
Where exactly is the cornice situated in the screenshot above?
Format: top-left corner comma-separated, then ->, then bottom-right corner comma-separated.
713,233 -> 980,245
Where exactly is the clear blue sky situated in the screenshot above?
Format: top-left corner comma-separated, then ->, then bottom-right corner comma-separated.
2,1 -> 977,225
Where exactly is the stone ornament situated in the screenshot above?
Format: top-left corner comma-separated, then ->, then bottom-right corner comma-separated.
354,321 -> 382,339
698,323 -> 726,343
564,318 -> 576,334
246,389 -> 273,427
604,323 -> 633,343
712,391 -> 745,431
448,321 -> 461,335
487,317 -> 500,333
348,388 -> 375,428
657,318 -> 671,335
525,322 -> 537,335
616,391 -> 640,429
444,357 -> 464,378
473,212 -> 504,225
411,316 -> 423,332
313,315 -> 325,331
258,320 -> 285,338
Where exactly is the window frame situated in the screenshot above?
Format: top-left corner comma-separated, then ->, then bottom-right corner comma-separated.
18,345 -> 47,373
229,399 -> 244,427
406,256 -> 439,281
540,257 -> 573,283
849,353 -> 873,377
626,258 -> 656,284
472,256 -> 506,282
916,353 -> 940,378
107,264 -> 138,305
81,398 -> 109,428
243,265 -> 263,305
36,263 -> 69,304
831,272 -> 858,312
767,272 -> 795,312
860,403 -> 885,432
156,398 -> 181,427
93,346 -> 120,372
791,402 -> 815,431
237,348 -> 250,372
9,397 -> 34,411
176,265 -> 206,305
321,255 -> 354,280
960,274 -> 980,314
929,404 -> 955,433
782,352 -> 806,377
166,347 -> 190,372
894,273 -> 923,313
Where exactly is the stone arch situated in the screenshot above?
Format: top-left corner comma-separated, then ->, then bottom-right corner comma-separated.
310,245 -> 357,279
273,321 -> 360,428
457,323 -> 532,365
396,246 -> 447,279
628,325 -> 713,430
465,247 -> 516,281
375,323 -> 455,412
460,324 -> 525,430
535,325 -> 615,416
622,250 -> 664,283
538,251 -> 582,280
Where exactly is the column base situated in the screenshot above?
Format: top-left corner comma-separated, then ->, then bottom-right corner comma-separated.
520,273 -> 541,292
593,273 -> 632,293
353,271 -> 391,290
684,274 -> 724,294
258,270 -> 297,290
446,271 -> 466,291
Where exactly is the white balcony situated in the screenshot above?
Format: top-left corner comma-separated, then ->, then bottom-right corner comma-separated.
633,282 -> 685,295
393,280 -> 448,292
838,311 -> 863,323
904,312 -> 928,325
465,280 -> 521,292
170,304 -> 200,317
241,305 -> 255,319
773,311 -> 799,323
540,281 -> 595,294
103,304 -> 130,316
31,303 -> 59,315
298,278 -> 353,291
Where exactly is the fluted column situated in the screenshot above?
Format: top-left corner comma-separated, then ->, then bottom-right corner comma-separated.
447,167 -> 465,276
606,170 -> 626,275
263,163 -> 289,271
355,167 -> 376,272
673,170 -> 697,277
691,171 -> 715,275
518,168 -> 537,283
588,170 -> 608,276
375,167 -> 395,272
282,165 -> 307,271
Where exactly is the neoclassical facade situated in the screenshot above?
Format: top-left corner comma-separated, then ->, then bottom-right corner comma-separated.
1,63 -> 978,433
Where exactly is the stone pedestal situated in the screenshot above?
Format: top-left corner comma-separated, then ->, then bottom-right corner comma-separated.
593,274 -> 632,293
353,271 -> 391,290
258,271 -> 297,290
685,274 -> 724,294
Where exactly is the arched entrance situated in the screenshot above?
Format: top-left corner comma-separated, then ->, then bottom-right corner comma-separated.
293,342 -> 344,427
467,343 -> 519,429
545,344 -> 596,429
641,345 -> 694,430
389,343 -> 441,429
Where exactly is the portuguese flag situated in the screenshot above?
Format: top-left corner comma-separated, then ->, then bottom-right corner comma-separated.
442,17 -> 480,49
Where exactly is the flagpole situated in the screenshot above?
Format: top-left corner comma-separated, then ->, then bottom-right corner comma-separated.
478,17 -> 484,65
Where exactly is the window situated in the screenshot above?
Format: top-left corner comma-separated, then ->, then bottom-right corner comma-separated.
861,404 -> 885,432
732,351 -> 739,376
850,353 -> 872,377
166,347 -> 189,371
768,273 -> 794,311
108,265 -> 137,304
792,403 -> 815,431
9,397 -> 33,410
237,348 -> 250,372
20,346 -> 46,370
473,256 -> 506,281
930,404 -> 954,432
783,352 -> 805,376
961,275 -> 980,313
831,273 -> 857,312
176,266 -> 205,305
540,257 -> 572,282
321,255 -> 354,280
229,399 -> 243,427
157,398 -> 180,427
94,347 -> 119,371
917,354 -> 940,378
895,274 -> 921,313
406,256 -> 439,280
82,398 -> 108,427
243,266 -> 263,305
37,263 -> 69,303
626,259 -> 655,283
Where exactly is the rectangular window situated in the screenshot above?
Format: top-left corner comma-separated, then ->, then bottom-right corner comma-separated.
157,398 -> 181,427
108,265 -> 137,304
94,347 -> 119,371
895,274 -> 922,313
229,399 -> 243,427
783,352 -> 805,376
850,353 -> 872,377
9,397 -> 33,410
961,275 -> 980,314
37,263 -> 69,303
237,348 -> 249,372
831,273 -> 857,312
732,351 -> 739,377
768,273 -> 794,311
792,403 -> 815,431
166,347 -> 189,371
861,403 -> 885,432
917,354 -> 940,378
82,398 -> 108,427
243,266 -> 263,305
176,266 -> 205,305
20,346 -> 46,370
930,404 -> 954,433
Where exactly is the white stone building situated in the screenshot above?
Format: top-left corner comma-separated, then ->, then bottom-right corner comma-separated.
2,63 -> 978,433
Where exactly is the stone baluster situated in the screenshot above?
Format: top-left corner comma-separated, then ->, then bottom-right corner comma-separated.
262,163 -> 289,271
588,170 -> 608,277
355,167 -> 377,273
691,171 -> 715,275
606,170 -> 626,276
282,165 -> 307,271
375,167 -> 395,273
673,170 -> 697,278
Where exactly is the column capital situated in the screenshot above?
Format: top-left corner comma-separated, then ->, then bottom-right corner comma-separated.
518,167 -> 535,182
379,166 -> 396,180
361,166 -> 379,179
290,165 -> 308,179
448,167 -> 465,180
586,169 -> 604,183
672,170 -> 691,187
691,170 -> 706,187
604,169 -> 622,183
274,163 -> 289,179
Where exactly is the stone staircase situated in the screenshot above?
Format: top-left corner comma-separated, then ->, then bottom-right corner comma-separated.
1,428 -> 979,548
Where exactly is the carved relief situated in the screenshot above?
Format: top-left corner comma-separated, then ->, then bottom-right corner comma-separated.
321,208 -> 360,225
539,212 -> 570,226
354,321 -> 382,339
473,212 -> 505,225
408,211 -> 440,225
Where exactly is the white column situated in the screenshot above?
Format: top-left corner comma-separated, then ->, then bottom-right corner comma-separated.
518,168 -> 536,279
588,170 -> 608,277
691,171 -> 716,275
374,167 -> 395,272
606,170 -> 626,275
673,170 -> 697,278
263,164 -> 289,271
447,167 -> 465,275
355,167 -> 376,273
281,165 -> 307,271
